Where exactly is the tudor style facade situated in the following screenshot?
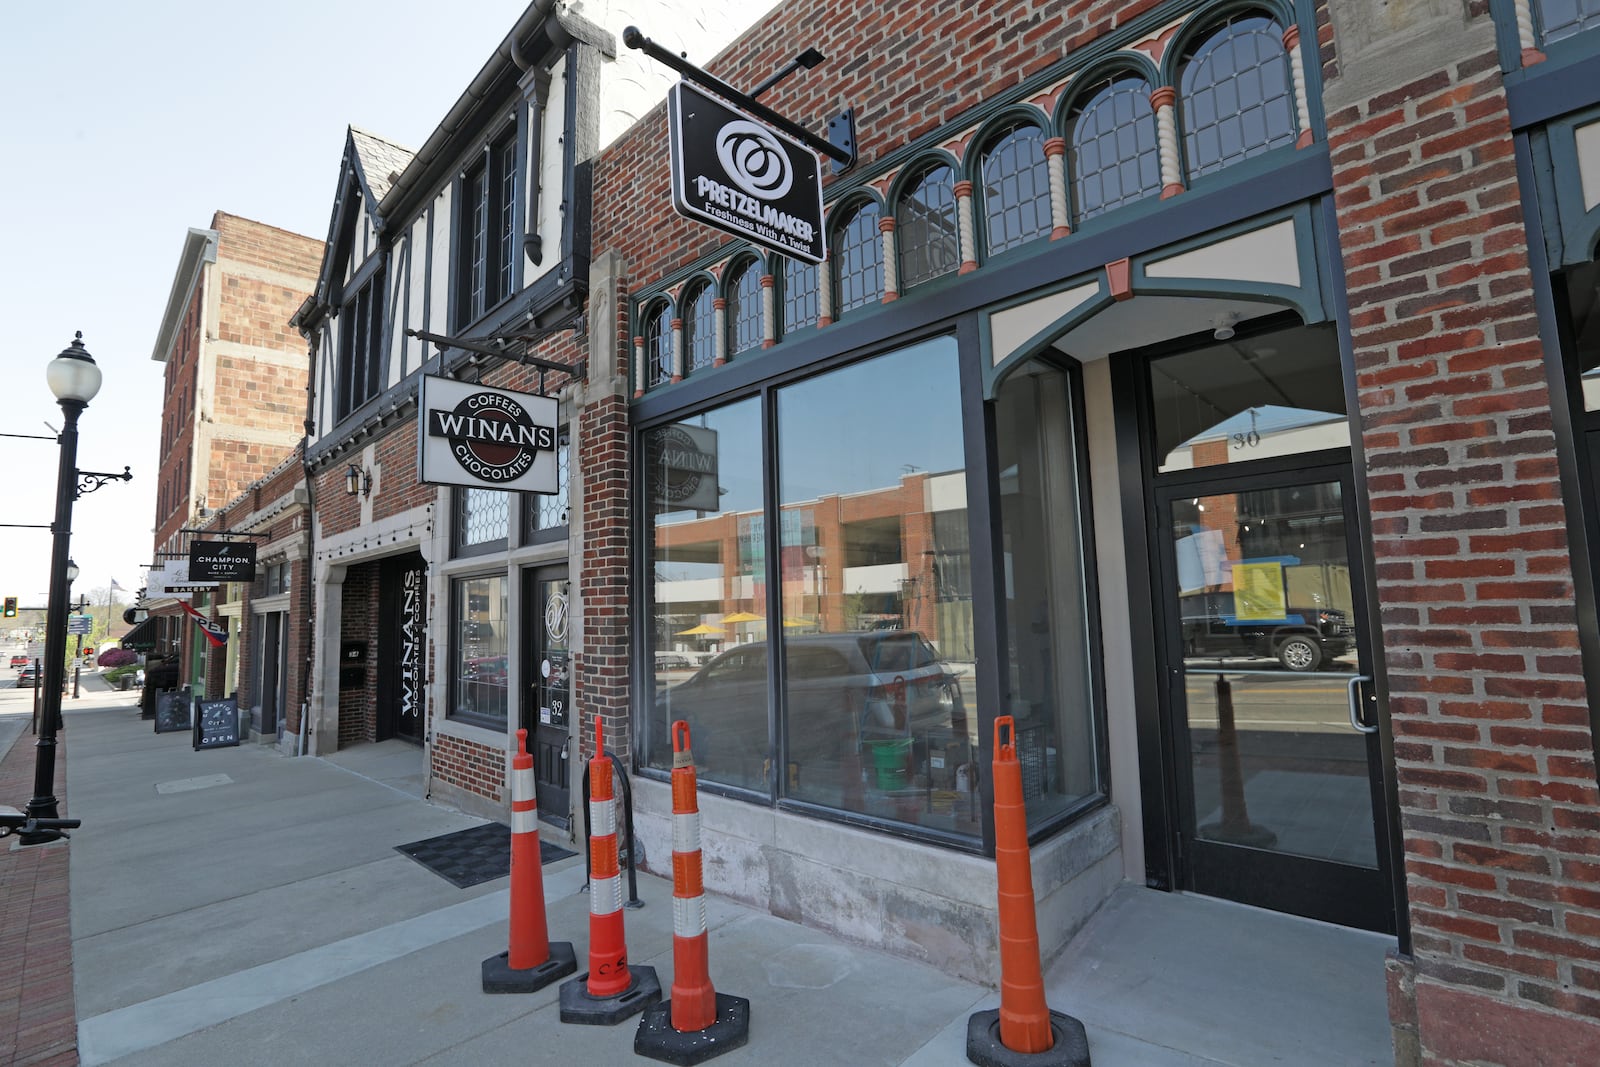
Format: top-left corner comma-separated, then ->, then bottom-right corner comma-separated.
569,0 -> 1600,1062
292,2 -> 780,823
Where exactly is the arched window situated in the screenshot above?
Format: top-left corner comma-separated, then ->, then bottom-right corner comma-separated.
897,163 -> 960,289
682,280 -> 716,373
1179,14 -> 1297,179
1069,75 -> 1162,222
643,301 -> 672,388
1537,0 -> 1600,46
782,256 -> 818,337
831,200 -> 883,316
980,121 -> 1052,257
726,258 -> 763,358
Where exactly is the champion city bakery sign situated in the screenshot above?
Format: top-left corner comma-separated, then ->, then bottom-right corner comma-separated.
418,375 -> 559,493
669,80 -> 825,264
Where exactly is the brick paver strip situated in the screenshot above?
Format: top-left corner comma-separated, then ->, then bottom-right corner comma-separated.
0,725 -> 77,1066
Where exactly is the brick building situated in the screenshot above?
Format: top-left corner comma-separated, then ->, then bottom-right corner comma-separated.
141,212 -> 321,697
557,0 -> 1600,1063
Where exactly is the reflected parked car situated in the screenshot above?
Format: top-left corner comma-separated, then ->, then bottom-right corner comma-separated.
1179,592 -> 1354,671
657,631 -> 966,775
15,664 -> 66,691
10,655 -> 29,670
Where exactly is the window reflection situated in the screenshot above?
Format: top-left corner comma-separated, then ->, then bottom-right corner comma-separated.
1179,15 -> 1297,179
1149,321 -> 1348,473
1538,0 -> 1600,46
777,337 -> 978,836
452,574 -> 508,727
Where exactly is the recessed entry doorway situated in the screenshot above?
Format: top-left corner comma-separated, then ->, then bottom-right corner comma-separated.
1134,317 -> 1395,933
522,565 -> 572,828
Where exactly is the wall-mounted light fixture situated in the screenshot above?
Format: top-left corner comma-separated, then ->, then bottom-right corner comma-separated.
345,464 -> 372,497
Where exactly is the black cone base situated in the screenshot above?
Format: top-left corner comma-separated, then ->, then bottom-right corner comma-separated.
559,965 -> 662,1025
634,992 -> 752,1065
481,941 -> 577,994
966,1009 -> 1091,1067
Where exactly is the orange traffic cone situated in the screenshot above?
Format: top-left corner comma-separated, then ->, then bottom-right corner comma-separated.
559,715 -> 661,1024
966,716 -> 1090,1067
635,721 -> 750,1064
482,729 -> 576,993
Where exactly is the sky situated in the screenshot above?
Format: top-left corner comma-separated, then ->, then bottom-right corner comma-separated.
0,1 -> 532,611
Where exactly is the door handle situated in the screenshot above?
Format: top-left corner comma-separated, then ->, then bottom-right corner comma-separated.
1347,674 -> 1377,734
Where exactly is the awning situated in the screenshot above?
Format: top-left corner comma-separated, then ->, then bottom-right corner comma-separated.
120,615 -> 159,652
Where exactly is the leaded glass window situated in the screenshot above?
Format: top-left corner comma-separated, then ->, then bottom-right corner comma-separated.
727,258 -> 763,358
1179,15 -> 1296,179
1070,76 -> 1162,222
644,301 -> 672,388
1539,0 -> 1600,45
897,164 -> 959,289
782,257 -> 818,336
981,122 -> 1052,257
831,201 -> 883,316
524,433 -> 570,545
456,487 -> 508,555
683,280 -> 716,373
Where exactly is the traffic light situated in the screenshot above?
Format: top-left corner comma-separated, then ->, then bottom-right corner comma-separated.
82,647 -> 95,659
2,597 -> 15,617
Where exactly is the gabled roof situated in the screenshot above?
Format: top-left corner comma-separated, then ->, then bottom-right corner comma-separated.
312,126 -> 416,307
349,126 -> 415,203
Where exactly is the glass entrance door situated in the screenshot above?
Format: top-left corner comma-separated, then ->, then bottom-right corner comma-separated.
1156,468 -> 1393,932
522,567 -> 571,827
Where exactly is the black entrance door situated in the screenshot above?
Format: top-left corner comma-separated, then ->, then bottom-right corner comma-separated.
377,554 -> 426,744
1153,463 -> 1394,932
522,566 -> 571,827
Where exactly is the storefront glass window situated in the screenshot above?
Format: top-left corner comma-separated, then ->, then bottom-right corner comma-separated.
451,574 -> 508,728
996,364 -> 1104,824
1179,15 -> 1296,179
1148,321 -> 1348,474
644,398 -> 767,791
776,336 -> 979,837
1069,75 -> 1161,222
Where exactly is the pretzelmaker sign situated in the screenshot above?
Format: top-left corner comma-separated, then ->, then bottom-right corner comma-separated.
418,375 -> 559,493
669,80 -> 825,263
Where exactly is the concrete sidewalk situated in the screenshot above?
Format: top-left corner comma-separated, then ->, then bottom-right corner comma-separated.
4,682 -> 1395,1066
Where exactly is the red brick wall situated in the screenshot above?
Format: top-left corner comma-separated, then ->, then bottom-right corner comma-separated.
1327,33 -> 1600,1064
155,284 -> 204,550
433,732 -> 504,802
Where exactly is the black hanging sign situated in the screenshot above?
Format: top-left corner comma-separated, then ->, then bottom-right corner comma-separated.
193,697 -> 241,750
189,541 -> 257,582
669,80 -> 825,263
154,690 -> 192,734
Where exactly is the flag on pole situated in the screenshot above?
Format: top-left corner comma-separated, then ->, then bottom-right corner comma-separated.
110,578 -> 125,591
178,600 -> 228,649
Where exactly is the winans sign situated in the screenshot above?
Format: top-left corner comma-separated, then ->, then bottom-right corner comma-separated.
669,80 -> 825,264
418,375 -> 559,493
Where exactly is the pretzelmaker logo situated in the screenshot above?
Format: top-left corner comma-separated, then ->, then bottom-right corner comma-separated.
427,389 -> 555,483
716,121 -> 793,200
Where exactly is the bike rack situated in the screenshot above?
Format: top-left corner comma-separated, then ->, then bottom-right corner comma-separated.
580,748 -> 644,909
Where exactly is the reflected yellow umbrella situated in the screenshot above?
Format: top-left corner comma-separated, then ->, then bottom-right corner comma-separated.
675,623 -> 725,636
781,617 -> 814,628
722,611 -> 763,623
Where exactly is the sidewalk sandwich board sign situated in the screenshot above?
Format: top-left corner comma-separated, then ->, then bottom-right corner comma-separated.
194,697 -> 241,750
669,80 -> 825,264
154,691 -> 191,734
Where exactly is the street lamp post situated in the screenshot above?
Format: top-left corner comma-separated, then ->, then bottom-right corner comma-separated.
21,333 -> 107,845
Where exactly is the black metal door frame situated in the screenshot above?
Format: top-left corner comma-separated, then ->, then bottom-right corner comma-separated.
1150,457 -> 1395,933
522,564 -> 572,828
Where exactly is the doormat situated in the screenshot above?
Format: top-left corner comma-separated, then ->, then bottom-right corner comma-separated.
395,822 -> 577,888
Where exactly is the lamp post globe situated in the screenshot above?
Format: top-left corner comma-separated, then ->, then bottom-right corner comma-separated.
21,332 -> 103,844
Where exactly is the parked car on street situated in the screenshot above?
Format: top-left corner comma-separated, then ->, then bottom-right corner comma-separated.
15,664 -> 66,691
1179,592 -> 1355,671
10,655 -> 29,670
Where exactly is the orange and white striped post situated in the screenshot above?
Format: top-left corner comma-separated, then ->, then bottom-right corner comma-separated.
483,728 -> 576,993
635,721 -> 750,1064
965,716 -> 1090,1067
559,714 -> 661,1025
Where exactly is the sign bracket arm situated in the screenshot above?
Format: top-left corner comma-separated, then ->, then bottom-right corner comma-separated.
622,26 -> 856,173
